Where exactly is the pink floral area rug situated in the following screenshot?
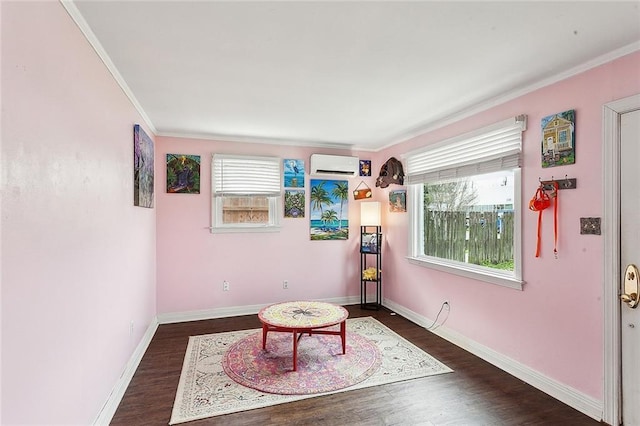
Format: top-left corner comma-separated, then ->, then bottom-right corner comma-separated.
222,328 -> 381,395
169,317 -> 453,425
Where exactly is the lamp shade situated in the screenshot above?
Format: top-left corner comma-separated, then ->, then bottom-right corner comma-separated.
361,201 -> 381,226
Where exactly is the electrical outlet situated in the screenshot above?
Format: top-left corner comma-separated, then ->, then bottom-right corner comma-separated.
283,280 -> 289,289
223,281 -> 229,291
129,321 -> 134,336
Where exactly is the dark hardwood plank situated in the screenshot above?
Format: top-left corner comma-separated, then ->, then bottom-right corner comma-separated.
110,305 -> 599,425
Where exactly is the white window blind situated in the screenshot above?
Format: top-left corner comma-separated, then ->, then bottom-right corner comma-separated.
213,154 -> 281,196
406,115 -> 527,184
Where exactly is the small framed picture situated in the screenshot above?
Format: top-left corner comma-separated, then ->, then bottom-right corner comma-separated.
284,159 -> 305,188
284,189 -> 305,218
166,154 -> 201,194
389,190 -> 406,212
541,109 -> 575,168
359,160 -> 371,176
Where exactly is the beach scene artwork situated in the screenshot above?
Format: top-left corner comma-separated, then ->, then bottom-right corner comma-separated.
310,179 -> 349,240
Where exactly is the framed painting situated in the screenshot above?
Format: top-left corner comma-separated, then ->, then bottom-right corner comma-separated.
541,109 -> 575,168
359,160 -> 371,176
166,154 -> 201,194
284,159 -> 305,188
389,189 -> 406,212
133,124 -> 154,208
284,189 -> 305,218
310,179 -> 349,240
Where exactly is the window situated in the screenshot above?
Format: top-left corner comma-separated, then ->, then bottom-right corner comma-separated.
211,154 -> 281,232
557,129 -> 569,150
405,116 -> 526,289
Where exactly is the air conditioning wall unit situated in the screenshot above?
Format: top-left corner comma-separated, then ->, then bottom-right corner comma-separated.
310,154 -> 359,177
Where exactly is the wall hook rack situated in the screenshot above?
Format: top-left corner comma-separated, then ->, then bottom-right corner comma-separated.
539,175 -> 577,191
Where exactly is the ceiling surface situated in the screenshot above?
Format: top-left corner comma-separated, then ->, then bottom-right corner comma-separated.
68,1 -> 640,150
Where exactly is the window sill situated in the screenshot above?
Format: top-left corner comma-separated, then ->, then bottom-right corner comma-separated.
209,225 -> 281,234
406,256 -> 524,290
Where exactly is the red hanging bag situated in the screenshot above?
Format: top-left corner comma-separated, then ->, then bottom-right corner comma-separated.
529,182 -> 559,258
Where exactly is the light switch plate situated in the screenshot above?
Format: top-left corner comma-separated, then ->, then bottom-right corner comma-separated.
580,217 -> 601,235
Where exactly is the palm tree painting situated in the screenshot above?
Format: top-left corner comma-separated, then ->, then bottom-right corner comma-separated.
310,179 -> 349,240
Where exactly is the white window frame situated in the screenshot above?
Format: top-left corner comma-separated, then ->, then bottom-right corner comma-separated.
405,116 -> 526,290
211,154 -> 282,233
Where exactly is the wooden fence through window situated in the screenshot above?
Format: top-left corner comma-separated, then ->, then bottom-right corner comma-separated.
424,210 -> 514,267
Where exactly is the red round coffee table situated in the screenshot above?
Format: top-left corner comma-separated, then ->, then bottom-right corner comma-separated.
258,301 -> 349,371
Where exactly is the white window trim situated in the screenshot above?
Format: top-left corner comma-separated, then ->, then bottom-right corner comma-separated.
406,172 -> 523,290
210,196 -> 281,234
405,118 -> 525,290
210,154 -> 282,233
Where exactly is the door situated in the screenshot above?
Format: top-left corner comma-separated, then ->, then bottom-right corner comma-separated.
621,109 -> 640,425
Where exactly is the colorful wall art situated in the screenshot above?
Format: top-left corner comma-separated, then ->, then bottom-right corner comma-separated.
166,154 -> 201,194
133,124 -> 154,208
389,190 -> 407,212
284,189 -> 305,218
310,179 -> 349,240
541,109 -> 575,168
284,159 -> 305,188
359,160 -> 371,176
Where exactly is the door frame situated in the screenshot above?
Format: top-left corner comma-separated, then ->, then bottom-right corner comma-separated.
603,93 -> 640,425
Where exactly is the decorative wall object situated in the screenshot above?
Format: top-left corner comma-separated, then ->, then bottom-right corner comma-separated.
284,190 -> 305,218
376,157 -> 405,188
541,109 -> 575,168
284,159 -> 305,188
133,124 -> 154,208
389,190 -> 406,212
310,179 -> 349,240
166,154 -> 201,194
359,160 -> 371,176
353,181 -> 372,200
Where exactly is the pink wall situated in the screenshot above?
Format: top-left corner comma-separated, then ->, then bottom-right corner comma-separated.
378,52 -> 640,400
156,138 -> 377,313
2,0 -> 637,422
156,53 -> 640,404
1,2 -> 156,424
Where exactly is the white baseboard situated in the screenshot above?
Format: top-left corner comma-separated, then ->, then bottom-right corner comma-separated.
92,318 -> 159,425
95,295 -> 602,426
94,296 -> 359,424
383,299 -> 603,422
156,296 -> 360,324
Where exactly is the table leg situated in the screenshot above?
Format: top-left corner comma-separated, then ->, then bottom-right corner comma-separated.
340,321 -> 346,354
262,323 -> 268,350
292,330 -> 298,371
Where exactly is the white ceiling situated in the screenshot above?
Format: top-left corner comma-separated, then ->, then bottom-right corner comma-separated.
67,1 -> 640,151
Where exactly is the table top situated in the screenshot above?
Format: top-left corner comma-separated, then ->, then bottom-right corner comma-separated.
258,301 -> 349,329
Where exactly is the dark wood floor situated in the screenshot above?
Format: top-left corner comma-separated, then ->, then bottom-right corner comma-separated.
111,305 -> 600,425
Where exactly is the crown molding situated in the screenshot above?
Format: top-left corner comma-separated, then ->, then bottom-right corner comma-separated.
379,41 -> 640,152
62,0 -> 639,153
60,0 -> 157,135
156,130 -> 356,151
